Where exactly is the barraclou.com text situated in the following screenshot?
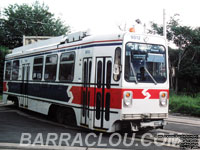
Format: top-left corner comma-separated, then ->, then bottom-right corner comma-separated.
20,132 -> 180,147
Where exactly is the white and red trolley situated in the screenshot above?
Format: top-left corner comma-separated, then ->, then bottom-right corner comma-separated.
3,30 -> 169,132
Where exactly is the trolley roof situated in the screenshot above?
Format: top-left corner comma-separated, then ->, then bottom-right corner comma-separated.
6,31 -> 166,59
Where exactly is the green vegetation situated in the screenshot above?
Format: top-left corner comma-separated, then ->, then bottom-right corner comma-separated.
0,95 -> 2,102
150,15 -> 200,96
0,1 -> 70,49
151,15 -> 200,116
169,92 -> 200,117
0,1 -> 70,94
0,46 -> 9,95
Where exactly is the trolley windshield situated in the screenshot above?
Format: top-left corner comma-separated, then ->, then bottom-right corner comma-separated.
125,42 -> 167,84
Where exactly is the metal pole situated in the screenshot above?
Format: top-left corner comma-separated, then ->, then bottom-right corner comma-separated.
23,35 -> 25,46
0,7 -> 2,19
163,9 -> 166,38
144,23 -> 146,34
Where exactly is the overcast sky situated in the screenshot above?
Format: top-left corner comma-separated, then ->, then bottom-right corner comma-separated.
1,0 -> 200,34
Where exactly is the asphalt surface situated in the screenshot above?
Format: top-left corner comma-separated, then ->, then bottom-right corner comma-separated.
0,104 -> 199,150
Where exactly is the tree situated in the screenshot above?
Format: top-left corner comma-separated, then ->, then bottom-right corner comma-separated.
0,46 -> 9,94
149,15 -> 200,95
0,1 -> 70,49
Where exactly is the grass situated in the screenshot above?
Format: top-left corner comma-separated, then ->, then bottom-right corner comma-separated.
169,91 -> 200,117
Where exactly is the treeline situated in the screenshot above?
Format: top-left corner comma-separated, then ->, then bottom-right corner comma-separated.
0,1 -> 70,94
169,47 -> 200,97
150,14 -> 200,97
0,46 -> 9,94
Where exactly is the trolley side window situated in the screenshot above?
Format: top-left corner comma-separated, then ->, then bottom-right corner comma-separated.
45,55 -> 58,81
5,61 -> 11,80
59,52 -> 75,81
12,60 -> 19,80
113,47 -> 121,81
33,57 -> 43,80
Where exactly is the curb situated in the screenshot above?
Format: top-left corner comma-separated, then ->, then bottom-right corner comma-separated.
0,143 -> 123,150
167,115 -> 200,126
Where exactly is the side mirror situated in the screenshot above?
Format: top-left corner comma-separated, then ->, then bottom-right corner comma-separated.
113,64 -> 121,75
113,47 -> 122,81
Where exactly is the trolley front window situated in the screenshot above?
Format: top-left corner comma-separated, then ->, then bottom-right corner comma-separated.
125,42 -> 167,83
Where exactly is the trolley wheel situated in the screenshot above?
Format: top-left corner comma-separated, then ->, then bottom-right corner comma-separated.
13,99 -> 19,108
56,108 -> 66,124
54,106 -> 77,126
63,111 -> 77,126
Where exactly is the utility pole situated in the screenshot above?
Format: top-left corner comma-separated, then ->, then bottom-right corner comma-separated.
163,9 -> 167,38
0,7 -> 2,19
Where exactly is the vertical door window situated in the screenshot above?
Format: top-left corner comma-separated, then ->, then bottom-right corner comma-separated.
106,61 -> 112,89
97,61 -> 102,88
89,61 -> 92,84
96,92 -> 101,120
105,93 -> 110,121
83,61 -> 87,87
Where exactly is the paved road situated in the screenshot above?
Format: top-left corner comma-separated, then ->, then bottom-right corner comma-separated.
0,104 -> 199,150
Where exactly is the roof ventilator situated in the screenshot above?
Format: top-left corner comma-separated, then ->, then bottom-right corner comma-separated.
63,30 -> 91,43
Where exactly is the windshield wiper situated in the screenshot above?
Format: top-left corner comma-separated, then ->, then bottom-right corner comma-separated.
144,67 -> 157,85
129,55 -> 138,84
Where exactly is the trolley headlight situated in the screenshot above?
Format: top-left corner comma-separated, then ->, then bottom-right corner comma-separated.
159,92 -> 168,106
123,91 -> 133,106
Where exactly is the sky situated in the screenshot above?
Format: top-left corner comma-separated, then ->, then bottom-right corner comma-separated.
1,0 -> 200,34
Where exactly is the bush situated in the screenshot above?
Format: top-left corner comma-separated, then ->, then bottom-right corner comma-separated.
169,92 -> 200,117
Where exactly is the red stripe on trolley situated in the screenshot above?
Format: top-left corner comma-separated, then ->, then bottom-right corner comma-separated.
70,86 -> 169,109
